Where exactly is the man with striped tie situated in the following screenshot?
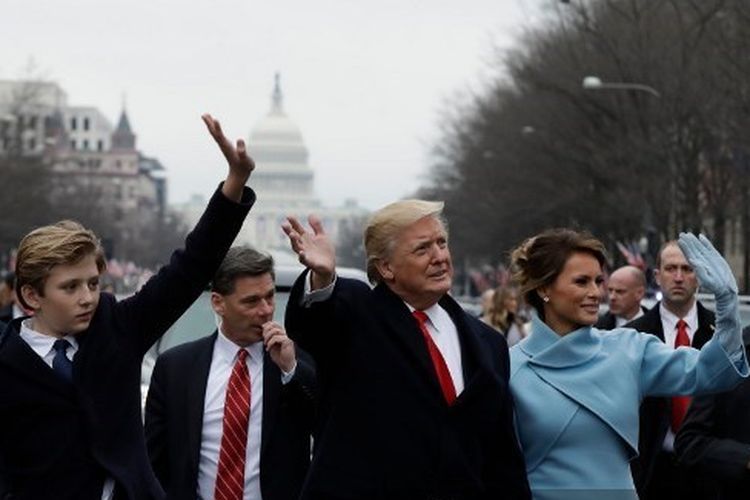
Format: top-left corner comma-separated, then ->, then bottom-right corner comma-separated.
145,246 -> 316,500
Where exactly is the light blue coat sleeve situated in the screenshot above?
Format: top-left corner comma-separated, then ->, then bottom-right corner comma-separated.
638,333 -> 748,398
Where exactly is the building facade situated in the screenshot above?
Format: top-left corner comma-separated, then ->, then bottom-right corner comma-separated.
0,79 -> 168,263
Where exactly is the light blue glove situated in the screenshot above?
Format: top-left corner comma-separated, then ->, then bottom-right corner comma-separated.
677,232 -> 742,360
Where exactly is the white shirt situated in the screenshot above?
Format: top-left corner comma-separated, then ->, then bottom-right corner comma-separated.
657,302 -> 699,452
405,302 -> 465,396
659,302 -> 699,349
197,330 -> 296,500
303,274 -> 465,396
198,332 -> 264,500
19,320 -> 115,500
614,307 -> 644,328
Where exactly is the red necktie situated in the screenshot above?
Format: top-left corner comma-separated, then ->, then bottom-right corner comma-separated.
413,310 -> 457,405
671,319 -> 691,432
215,349 -> 251,500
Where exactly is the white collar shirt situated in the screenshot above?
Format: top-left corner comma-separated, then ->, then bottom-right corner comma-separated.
198,330 -> 265,500
407,302 -> 465,396
660,302 -> 699,348
615,307 -> 644,328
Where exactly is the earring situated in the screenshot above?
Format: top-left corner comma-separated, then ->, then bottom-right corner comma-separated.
542,296 -> 549,303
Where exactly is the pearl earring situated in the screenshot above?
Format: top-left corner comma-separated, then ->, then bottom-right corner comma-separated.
543,296 -> 550,303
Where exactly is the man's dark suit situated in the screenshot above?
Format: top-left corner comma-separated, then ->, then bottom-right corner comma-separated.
627,301 -> 716,500
0,305 -> 11,325
674,327 -> 750,500
144,331 -> 316,500
595,305 -> 648,330
285,273 -> 531,500
0,186 -> 253,500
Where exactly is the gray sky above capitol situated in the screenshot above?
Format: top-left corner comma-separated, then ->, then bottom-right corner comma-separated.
1,0 -> 545,210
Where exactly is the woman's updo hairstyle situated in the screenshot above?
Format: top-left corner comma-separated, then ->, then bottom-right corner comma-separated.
510,228 -> 608,316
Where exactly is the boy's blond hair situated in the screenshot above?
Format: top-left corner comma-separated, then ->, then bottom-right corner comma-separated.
15,220 -> 107,309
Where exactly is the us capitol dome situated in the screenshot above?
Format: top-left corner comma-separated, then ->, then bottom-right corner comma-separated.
233,74 -> 368,256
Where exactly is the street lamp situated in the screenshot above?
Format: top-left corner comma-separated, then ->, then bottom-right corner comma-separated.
582,75 -> 661,98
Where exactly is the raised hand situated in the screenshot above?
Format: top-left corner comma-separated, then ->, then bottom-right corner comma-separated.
282,215 -> 336,288
677,232 -> 738,298
262,321 -> 296,373
202,113 -> 255,202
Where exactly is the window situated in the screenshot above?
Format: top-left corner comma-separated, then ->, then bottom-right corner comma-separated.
83,117 -> 90,131
97,140 -> 103,151
27,137 -> 36,150
28,115 -> 37,129
83,139 -> 89,150
70,139 -> 77,149
70,117 -> 77,130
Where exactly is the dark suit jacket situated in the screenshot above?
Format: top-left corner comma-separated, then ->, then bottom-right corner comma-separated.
285,273 -> 531,500
674,328 -> 750,500
595,305 -> 648,330
0,185 -> 253,500
0,305 -> 11,325
144,331 -> 316,500
626,301 -> 716,498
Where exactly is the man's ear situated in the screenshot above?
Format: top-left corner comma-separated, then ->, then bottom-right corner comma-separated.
210,292 -> 225,316
653,269 -> 662,289
20,284 -> 41,311
374,258 -> 394,282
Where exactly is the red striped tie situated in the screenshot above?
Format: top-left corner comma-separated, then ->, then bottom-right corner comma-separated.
413,310 -> 457,405
671,319 -> 691,432
215,349 -> 251,500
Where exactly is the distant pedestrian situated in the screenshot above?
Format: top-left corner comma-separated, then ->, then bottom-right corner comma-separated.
595,265 -> 647,330
481,286 -> 527,346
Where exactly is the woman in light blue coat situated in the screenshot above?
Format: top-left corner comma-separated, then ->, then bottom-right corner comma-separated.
508,230 -> 747,500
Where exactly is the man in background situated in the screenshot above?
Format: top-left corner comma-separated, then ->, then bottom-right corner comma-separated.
145,246 -> 315,500
595,265 -> 647,330
628,241 -> 716,500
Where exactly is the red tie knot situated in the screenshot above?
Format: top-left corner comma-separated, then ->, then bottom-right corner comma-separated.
675,319 -> 690,348
412,310 -> 429,325
237,348 -> 249,363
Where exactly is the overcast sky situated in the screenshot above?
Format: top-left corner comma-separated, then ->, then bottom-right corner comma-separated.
2,0 -> 549,210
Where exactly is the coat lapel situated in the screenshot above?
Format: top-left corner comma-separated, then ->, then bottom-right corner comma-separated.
260,352 -> 280,458
693,302 -> 715,348
519,315 -> 640,457
641,305 -> 666,342
187,332 -> 216,477
438,294 -> 494,406
0,321 -> 74,396
371,284 -> 440,397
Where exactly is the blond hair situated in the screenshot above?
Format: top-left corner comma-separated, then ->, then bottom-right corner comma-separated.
364,199 -> 445,283
16,220 -> 106,309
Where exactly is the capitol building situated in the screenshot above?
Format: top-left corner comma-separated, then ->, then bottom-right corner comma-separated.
176,76 -> 368,260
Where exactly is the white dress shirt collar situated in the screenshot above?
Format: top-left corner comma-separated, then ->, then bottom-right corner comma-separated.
215,328 -> 263,363
660,301 -> 699,345
19,319 -> 79,362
